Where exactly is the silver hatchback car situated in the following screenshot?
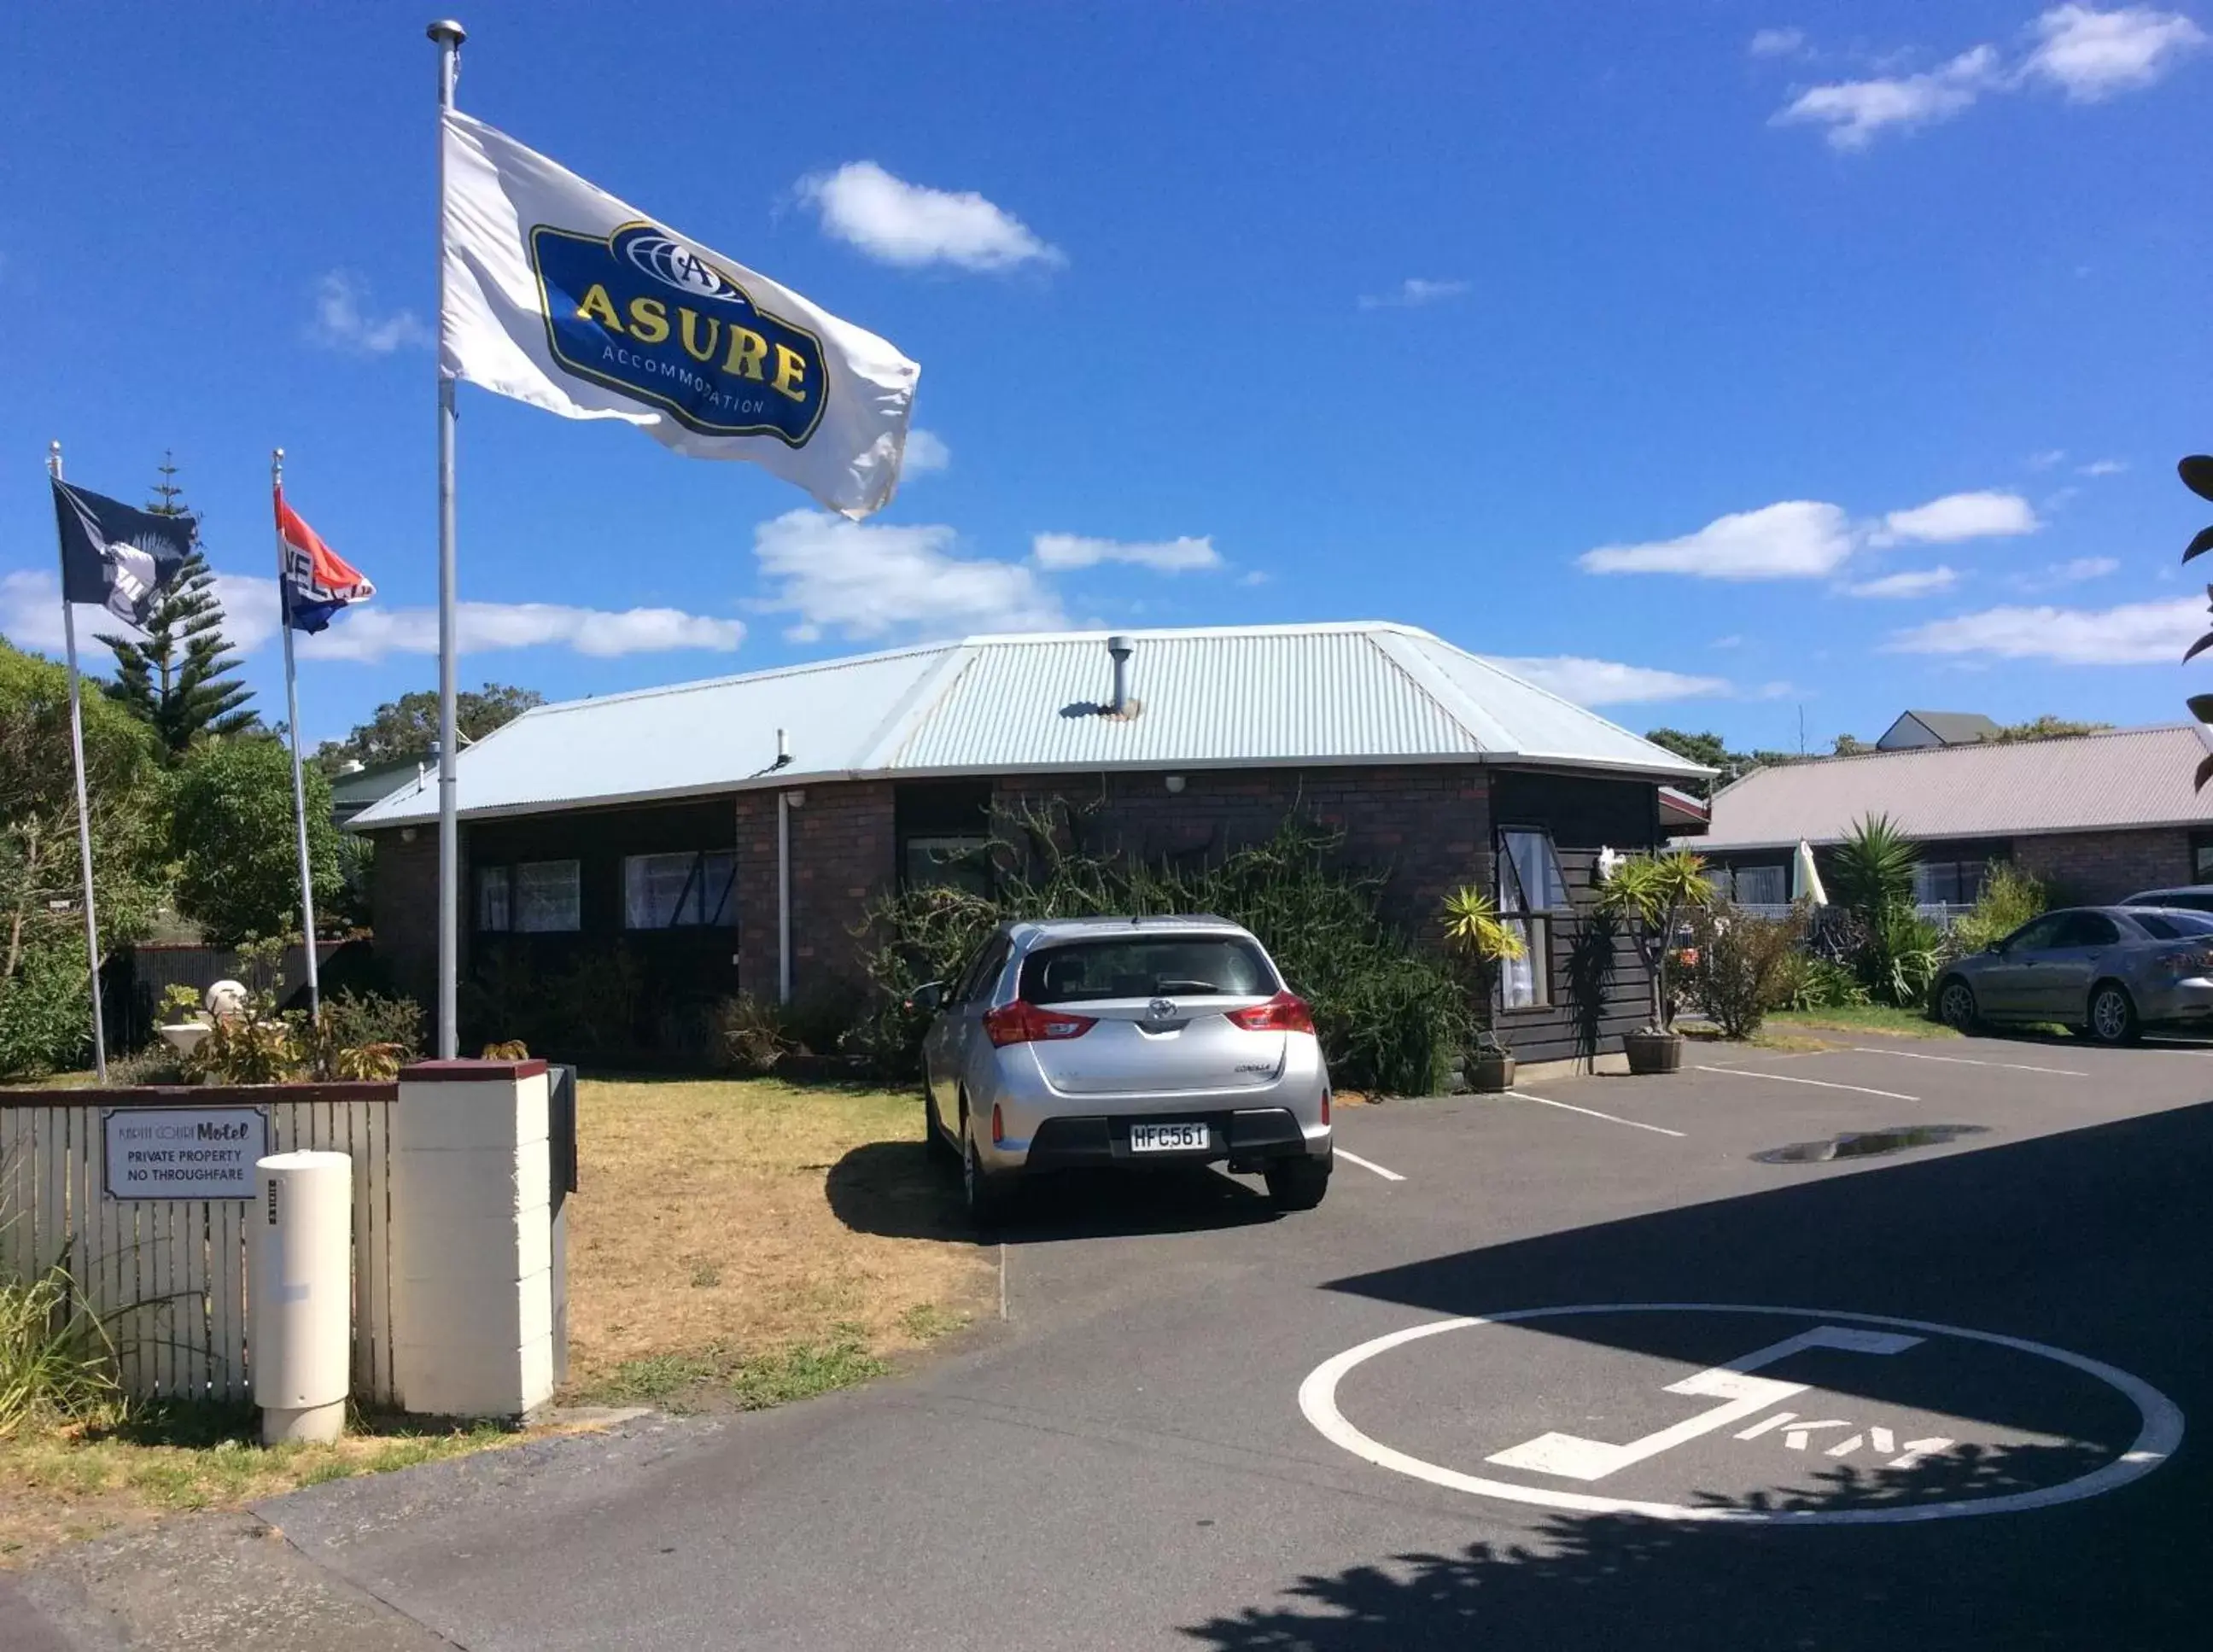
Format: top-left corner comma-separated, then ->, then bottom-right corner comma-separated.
911,916 -> 1334,1222
1933,904 -> 2213,1043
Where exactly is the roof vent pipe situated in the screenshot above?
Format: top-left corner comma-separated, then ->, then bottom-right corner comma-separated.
1106,635 -> 1133,715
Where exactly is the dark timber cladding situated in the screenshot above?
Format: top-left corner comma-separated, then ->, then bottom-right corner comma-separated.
1488,769 -> 1661,1065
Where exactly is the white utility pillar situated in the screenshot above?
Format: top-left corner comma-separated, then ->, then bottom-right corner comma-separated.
252,1150 -> 353,1444
392,1059 -> 556,1418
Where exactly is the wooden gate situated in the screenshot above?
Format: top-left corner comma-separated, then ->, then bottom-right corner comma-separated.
0,1083 -> 400,1405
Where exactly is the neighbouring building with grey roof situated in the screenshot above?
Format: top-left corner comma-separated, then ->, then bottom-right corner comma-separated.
349,622 -> 1708,1071
1876,709 -> 2004,751
1685,724 -> 2213,909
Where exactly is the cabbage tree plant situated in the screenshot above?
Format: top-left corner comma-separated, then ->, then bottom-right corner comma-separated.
1595,850 -> 1714,1032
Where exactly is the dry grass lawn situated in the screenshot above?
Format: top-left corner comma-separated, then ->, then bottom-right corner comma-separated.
1,1074 -> 988,1564
565,1076 -> 995,1402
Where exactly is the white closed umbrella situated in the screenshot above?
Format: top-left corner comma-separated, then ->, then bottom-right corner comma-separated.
1792,838 -> 1828,907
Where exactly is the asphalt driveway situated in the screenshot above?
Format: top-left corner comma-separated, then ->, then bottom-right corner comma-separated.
19,1030 -> 2213,1650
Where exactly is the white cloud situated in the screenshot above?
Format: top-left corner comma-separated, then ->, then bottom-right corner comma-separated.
4,565 -> 742,664
2023,4 -> 2206,100
1357,277 -> 1470,311
2079,457 -> 2128,476
307,271 -> 430,355
1888,595 -> 2200,663
1238,569 -> 1271,587
301,602 -> 744,663
753,509 -> 1065,642
1749,27 -> 1807,58
1769,9 -> 2204,149
1487,655 -> 1731,706
902,429 -> 951,476
796,161 -> 1061,271
2027,447 -> 2069,470
1845,566 -> 1959,598
1710,633 -> 1746,650
2013,555 -> 2122,592
1031,533 -> 1223,574
1579,500 -> 1855,580
1872,490 -> 2039,545
1772,45 -> 2000,149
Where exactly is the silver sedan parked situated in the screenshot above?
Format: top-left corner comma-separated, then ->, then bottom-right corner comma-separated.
1933,905 -> 2213,1043
910,916 -> 1334,1223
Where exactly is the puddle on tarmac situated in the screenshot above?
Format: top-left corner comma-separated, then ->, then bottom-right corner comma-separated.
1754,1124 -> 1989,1164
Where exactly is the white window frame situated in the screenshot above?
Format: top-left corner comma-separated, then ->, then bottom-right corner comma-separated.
1496,827 -> 1568,1011
476,865 -> 512,933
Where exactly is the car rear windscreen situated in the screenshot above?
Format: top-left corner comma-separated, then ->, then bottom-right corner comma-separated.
2131,910 -> 2213,939
1022,937 -> 1276,1003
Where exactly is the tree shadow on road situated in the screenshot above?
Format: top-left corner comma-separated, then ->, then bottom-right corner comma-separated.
1181,1440 -> 2161,1652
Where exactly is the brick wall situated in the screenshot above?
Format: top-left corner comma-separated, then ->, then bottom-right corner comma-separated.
2013,828 -> 2194,906
992,765 -> 1490,933
734,780 -> 898,1005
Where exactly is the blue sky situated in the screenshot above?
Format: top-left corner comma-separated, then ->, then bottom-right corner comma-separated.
2,1 -> 2207,753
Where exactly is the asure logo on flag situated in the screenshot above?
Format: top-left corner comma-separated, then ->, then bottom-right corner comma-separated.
274,489 -> 374,634
440,110 -> 920,519
50,479 -> 191,629
534,224 -> 829,448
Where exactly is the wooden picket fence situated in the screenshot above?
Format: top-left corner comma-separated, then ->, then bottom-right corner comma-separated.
0,1084 -> 400,1405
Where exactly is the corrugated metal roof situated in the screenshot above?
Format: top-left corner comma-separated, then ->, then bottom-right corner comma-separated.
351,621 -> 1706,828
1693,725 -> 2213,850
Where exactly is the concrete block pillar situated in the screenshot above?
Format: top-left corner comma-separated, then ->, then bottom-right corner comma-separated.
393,1058 -> 555,1418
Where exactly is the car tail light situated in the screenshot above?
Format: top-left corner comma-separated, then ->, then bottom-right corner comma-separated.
983,1000 -> 1097,1046
1321,1089 -> 1332,1127
990,1103 -> 1005,1145
1227,991 -> 1317,1034
2158,946 -> 2213,977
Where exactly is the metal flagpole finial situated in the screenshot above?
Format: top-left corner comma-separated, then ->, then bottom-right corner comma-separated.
427,19 -> 466,45
48,439 -> 61,476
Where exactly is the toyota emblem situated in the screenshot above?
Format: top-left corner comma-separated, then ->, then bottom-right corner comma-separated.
1147,997 -> 1177,1020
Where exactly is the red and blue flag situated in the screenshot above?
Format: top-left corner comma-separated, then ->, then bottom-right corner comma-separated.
274,487 -> 374,633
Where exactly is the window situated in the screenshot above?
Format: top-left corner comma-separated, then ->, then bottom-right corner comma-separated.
1496,828 -> 1568,1010
2004,914 -> 2067,953
1019,937 -> 1276,1004
954,937 -> 1011,1004
2128,910 -> 2213,940
513,860 -> 581,932
1913,861 -> 1992,908
477,867 -> 511,932
623,850 -> 735,929
1731,865 -> 1787,906
903,835 -> 993,897
2050,911 -> 2119,949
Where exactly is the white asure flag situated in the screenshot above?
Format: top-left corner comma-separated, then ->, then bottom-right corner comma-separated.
441,110 -> 920,518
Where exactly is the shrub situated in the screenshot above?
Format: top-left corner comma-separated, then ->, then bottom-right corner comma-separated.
715,993 -> 794,1074
0,1265 -> 123,1436
0,939 -> 92,1081
1785,956 -> 1870,1011
1593,850 -> 1715,1032
168,737 -> 342,947
1685,903 -> 1807,1040
1829,814 -> 1918,919
853,807 -> 1473,1095
1951,861 -> 2047,954
317,989 -> 423,1059
1861,905 -> 1943,1007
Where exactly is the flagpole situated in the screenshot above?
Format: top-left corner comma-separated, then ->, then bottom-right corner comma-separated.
47,441 -> 109,1083
272,450 -> 322,1021
429,18 -> 465,1059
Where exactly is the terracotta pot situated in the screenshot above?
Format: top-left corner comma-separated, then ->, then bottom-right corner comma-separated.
1624,1029 -> 1685,1075
1469,1049 -> 1515,1093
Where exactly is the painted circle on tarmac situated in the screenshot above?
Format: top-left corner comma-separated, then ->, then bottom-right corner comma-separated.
1299,1303 -> 2184,1526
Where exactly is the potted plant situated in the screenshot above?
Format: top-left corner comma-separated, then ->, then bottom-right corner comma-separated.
1441,885 -> 1525,1092
1595,849 -> 1714,1075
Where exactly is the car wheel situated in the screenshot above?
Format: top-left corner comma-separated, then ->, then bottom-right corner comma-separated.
923,1082 -> 958,1165
1936,977 -> 1980,1032
2087,983 -> 2140,1046
962,1118 -> 1014,1227
1264,1153 -> 1331,1211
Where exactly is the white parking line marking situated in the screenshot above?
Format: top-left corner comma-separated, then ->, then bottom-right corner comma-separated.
1520,1094 -> 1687,1138
1336,1147 -> 1406,1182
1847,1046 -> 2087,1077
1696,1065 -> 1918,1102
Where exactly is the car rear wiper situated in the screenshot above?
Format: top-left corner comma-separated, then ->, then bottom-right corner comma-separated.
1154,979 -> 1223,995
